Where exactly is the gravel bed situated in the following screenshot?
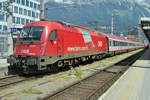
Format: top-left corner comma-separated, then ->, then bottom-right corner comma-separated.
0,49 -> 143,100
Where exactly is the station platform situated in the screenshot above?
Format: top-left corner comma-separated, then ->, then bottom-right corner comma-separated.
0,59 -> 9,67
0,59 -> 9,75
98,48 -> 150,100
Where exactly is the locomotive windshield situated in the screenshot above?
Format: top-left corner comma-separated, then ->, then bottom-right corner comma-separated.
19,26 -> 44,42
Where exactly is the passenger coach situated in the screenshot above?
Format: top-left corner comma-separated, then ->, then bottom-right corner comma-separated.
101,32 -> 144,55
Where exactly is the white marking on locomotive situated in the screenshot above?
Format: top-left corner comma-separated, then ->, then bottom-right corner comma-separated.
29,53 -> 35,55
29,45 -> 36,47
98,41 -> 102,47
54,41 -> 57,44
67,47 -> 88,51
21,49 -> 29,53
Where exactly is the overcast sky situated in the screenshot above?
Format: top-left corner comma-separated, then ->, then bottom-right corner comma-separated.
137,0 -> 144,2
47,0 -> 145,3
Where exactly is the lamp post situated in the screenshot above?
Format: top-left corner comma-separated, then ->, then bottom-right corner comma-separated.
7,0 -> 13,34
111,10 -> 118,35
111,13 -> 114,35
40,0 -> 45,20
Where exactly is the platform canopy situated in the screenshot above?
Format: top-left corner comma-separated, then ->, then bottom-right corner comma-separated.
140,17 -> 150,42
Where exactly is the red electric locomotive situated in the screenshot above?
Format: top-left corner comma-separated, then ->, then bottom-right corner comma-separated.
7,21 -> 108,73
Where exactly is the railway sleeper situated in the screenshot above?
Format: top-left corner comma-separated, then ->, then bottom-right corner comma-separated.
64,89 -> 92,96
78,83 -> 100,89
84,77 -> 115,84
103,69 -> 123,74
74,85 -> 96,91
56,93 -> 84,100
81,81 -> 104,85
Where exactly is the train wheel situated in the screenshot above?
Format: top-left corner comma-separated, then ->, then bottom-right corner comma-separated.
8,65 -> 22,75
73,58 -> 79,67
8,65 -> 14,74
51,63 -> 59,73
57,60 -> 64,67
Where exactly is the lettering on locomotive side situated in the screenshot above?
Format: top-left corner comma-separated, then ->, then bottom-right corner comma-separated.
21,49 -> 29,53
29,53 -> 35,55
21,49 -> 35,55
67,47 -> 88,51
98,41 -> 103,47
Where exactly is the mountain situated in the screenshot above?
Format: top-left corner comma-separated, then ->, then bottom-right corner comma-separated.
45,0 -> 150,36
145,0 -> 150,4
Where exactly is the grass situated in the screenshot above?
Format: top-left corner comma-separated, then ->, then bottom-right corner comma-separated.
20,87 -> 43,94
68,67 -> 83,79
99,49 -> 143,63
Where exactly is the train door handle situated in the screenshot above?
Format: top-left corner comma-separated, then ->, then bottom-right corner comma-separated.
58,47 -> 61,50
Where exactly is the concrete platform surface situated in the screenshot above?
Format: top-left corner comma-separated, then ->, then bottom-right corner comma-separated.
98,48 -> 150,100
0,58 -> 7,64
0,59 -> 9,68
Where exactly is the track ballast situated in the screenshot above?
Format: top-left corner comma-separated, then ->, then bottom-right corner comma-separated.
39,49 -> 145,100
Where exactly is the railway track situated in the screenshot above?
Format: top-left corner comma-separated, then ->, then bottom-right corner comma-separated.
39,49 -> 145,100
0,49 -> 144,95
0,75 -> 35,90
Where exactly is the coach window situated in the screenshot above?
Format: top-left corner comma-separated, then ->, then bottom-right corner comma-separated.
118,42 -> 120,46
48,30 -> 58,41
116,41 -> 118,46
117,42 -> 119,46
117,41 -> 118,46
111,40 -> 113,46
110,40 -> 112,46
120,42 -> 122,46
115,41 -> 117,46
109,40 -> 111,46
113,41 -> 115,46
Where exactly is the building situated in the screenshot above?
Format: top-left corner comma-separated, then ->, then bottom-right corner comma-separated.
0,0 -> 40,58
140,17 -> 150,42
127,35 -> 137,41
0,0 -> 40,32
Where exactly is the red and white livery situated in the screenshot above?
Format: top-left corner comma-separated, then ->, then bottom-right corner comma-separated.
7,21 -> 145,74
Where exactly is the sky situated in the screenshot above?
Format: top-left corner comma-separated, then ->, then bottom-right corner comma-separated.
51,0 -> 145,1
139,0 -> 144,1
46,0 -> 146,3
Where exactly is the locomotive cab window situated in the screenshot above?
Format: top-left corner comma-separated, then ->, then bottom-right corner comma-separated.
48,30 -> 57,41
19,26 -> 44,42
